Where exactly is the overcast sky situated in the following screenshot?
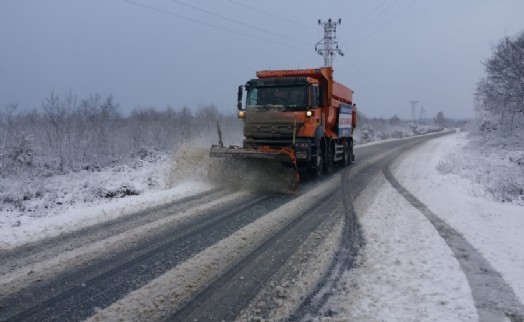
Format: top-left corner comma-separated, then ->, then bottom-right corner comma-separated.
1,0 -> 523,119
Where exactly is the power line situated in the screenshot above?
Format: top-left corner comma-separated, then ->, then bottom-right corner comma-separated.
340,51 -> 407,103
172,0 -> 310,45
313,18 -> 407,106
124,0 -> 306,50
333,1 -> 416,109
351,0 -> 417,49
337,53 -> 408,110
342,0 -> 400,43
340,0 -> 387,40
334,66 -> 404,118
228,0 -> 317,31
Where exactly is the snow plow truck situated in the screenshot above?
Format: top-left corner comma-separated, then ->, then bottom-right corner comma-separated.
210,67 -> 357,190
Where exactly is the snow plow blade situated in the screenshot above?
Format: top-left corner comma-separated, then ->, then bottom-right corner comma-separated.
209,145 -> 299,191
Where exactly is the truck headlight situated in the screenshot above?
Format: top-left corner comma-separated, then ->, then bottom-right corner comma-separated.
238,111 -> 246,118
306,111 -> 312,117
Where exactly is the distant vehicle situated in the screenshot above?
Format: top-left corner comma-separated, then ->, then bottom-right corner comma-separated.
210,67 -> 357,189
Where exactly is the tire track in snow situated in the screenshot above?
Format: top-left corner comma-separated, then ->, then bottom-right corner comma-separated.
265,133 -> 452,321
169,189 -> 343,322
0,189 -> 242,301
290,136 -> 432,321
0,188 -> 223,273
384,163 -> 524,322
0,192 -> 293,322
86,175 -> 342,322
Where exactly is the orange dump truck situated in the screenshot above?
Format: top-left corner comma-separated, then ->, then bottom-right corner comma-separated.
210,67 -> 357,189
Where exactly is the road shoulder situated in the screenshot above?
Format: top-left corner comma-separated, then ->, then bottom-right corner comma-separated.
393,133 -> 524,306
320,143 -> 479,321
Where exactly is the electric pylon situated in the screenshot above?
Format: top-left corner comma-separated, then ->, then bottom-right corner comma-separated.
315,18 -> 344,67
410,100 -> 419,124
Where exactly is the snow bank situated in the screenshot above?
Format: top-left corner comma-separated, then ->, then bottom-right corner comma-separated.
394,133 -> 524,303
321,173 -> 478,321
321,132 -> 524,320
0,150 -> 216,249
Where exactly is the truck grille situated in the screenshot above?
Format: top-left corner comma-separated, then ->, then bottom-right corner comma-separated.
245,122 -> 301,138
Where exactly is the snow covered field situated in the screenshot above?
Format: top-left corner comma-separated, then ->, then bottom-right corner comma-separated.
0,147 -> 216,249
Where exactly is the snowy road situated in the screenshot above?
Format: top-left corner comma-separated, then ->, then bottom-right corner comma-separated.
1,132 -> 522,321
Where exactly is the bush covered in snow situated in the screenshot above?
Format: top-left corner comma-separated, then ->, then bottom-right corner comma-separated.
473,31 -> 524,204
353,113 -> 449,144
437,139 -> 524,204
354,114 -> 413,144
1,92 -> 241,174
0,92 -> 242,221
443,30 -> 524,205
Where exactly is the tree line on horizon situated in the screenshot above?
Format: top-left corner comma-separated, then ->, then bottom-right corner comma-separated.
1,90 -> 456,177
0,91 -> 241,176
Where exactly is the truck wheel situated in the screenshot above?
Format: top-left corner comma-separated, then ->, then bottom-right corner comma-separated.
347,140 -> 353,165
322,141 -> 333,174
309,155 -> 323,178
341,142 -> 350,167
350,140 -> 355,162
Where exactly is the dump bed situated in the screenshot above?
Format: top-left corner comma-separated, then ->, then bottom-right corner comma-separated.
332,81 -> 353,104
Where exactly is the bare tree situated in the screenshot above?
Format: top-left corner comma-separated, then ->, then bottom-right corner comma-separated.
388,115 -> 401,126
42,90 -> 78,169
435,111 -> 446,127
77,93 -> 121,162
177,106 -> 194,142
476,31 -> 524,135
1,103 -> 18,169
1,89 -> 240,175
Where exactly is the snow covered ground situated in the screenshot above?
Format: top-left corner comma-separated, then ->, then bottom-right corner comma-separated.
396,133 -> 524,303
324,132 -> 524,321
0,147 -> 216,249
1,132 -> 523,321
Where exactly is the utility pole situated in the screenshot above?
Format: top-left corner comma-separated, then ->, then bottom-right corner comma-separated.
315,18 -> 343,67
419,106 -> 426,124
410,100 -> 418,125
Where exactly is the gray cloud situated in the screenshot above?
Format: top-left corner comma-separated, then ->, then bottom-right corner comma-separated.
1,0 -> 523,119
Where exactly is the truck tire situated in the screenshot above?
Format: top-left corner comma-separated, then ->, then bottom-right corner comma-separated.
350,140 -> 355,162
347,140 -> 353,165
322,139 -> 333,174
341,141 -> 351,167
309,155 -> 323,178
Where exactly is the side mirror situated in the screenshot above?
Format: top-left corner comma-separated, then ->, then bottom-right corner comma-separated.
237,86 -> 244,110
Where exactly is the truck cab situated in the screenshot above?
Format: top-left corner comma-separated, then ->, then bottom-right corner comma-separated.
236,68 -> 356,175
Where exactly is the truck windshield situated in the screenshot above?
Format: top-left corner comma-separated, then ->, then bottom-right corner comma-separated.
246,85 -> 307,110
